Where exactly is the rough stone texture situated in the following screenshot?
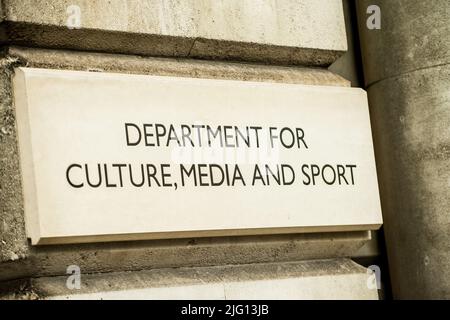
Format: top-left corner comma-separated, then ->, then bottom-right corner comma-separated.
357,0 -> 450,86
0,47 -> 375,286
0,230 -> 372,282
329,1 -> 381,259
357,0 -> 450,299
8,46 -> 350,86
367,65 -> 450,299
0,53 -> 29,263
0,258 -> 379,300
0,0 -> 347,66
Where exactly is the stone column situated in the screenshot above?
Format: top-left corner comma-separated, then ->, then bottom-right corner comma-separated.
356,0 -> 450,299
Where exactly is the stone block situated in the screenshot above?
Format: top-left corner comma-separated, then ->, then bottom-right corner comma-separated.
1,0 -> 347,65
0,258 -> 379,300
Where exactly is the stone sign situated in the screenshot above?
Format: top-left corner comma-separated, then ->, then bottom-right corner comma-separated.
13,67 -> 382,245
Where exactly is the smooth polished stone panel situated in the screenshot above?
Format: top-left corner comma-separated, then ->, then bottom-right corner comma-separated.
0,47 -> 351,264
13,67 -> 382,245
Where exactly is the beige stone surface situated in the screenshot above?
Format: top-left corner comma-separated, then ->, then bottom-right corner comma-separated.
329,0 -> 363,87
0,230 -> 372,282
0,48 -> 364,280
0,0 -> 347,65
0,55 -> 28,263
13,67 -> 382,245
9,47 -> 351,87
1,48 -> 376,296
0,259 -> 379,300
4,0 -> 346,48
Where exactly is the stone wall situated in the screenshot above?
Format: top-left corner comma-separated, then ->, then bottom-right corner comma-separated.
0,0 -> 381,299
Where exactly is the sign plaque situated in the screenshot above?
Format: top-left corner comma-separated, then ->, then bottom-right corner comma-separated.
13,68 -> 382,245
